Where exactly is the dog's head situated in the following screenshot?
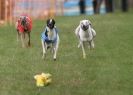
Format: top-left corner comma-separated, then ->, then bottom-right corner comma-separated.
20,16 -> 27,27
80,20 -> 91,31
47,19 -> 55,29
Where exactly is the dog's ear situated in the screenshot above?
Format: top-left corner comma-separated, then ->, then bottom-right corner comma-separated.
52,19 -> 55,25
80,20 -> 83,25
21,16 -> 27,26
87,20 -> 91,25
46,19 -> 50,25
80,20 -> 82,24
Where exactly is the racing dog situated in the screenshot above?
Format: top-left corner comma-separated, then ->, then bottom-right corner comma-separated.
16,15 -> 32,48
41,19 -> 60,61
75,19 -> 96,59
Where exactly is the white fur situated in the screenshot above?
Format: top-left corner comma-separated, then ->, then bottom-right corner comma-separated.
75,20 -> 96,59
42,27 -> 60,60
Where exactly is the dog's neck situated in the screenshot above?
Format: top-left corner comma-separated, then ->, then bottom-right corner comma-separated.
46,26 -> 55,41
80,27 -> 88,32
46,26 -> 53,31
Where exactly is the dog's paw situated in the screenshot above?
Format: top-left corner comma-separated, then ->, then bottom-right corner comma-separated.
53,58 -> 56,61
78,44 -> 80,48
83,54 -> 86,59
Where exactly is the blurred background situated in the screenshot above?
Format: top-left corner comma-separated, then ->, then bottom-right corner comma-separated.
0,0 -> 132,25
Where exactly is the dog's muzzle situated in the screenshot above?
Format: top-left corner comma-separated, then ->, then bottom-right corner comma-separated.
48,24 -> 54,29
82,25 -> 89,31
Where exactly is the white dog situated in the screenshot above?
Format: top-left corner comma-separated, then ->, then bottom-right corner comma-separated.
41,19 -> 59,61
75,19 -> 96,59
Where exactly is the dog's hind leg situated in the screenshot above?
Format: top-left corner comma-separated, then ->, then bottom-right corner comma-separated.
27,32 -> 31,47
42,40 -> 46,59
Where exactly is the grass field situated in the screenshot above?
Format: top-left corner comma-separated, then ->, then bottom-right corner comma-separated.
0,12 -> 133,95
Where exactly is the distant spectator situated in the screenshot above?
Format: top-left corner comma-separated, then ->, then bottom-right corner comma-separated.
79,0 -> 86,14
96,0 -> 103,13
93,0 -> 97,14
121,0 -> 128,12
93,0 -> 103,14
64,0 -> 68,2
105,0 -> 113,13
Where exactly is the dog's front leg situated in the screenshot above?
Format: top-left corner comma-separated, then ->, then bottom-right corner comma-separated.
20,32 -> 25,48
41,40 -> 46,59
81,41 -> 86,59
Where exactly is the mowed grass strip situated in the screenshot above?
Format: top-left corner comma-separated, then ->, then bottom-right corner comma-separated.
0,12 -> 133,95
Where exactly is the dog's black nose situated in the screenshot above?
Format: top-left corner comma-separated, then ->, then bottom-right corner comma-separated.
48,24 -> 54,29
82,25 -> 89,31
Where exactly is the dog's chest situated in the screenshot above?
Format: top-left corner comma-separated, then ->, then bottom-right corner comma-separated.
47,29 -> 56,40
79,29 -> 93,41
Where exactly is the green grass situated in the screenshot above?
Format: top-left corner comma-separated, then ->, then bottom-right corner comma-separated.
0,12 -> 133,95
